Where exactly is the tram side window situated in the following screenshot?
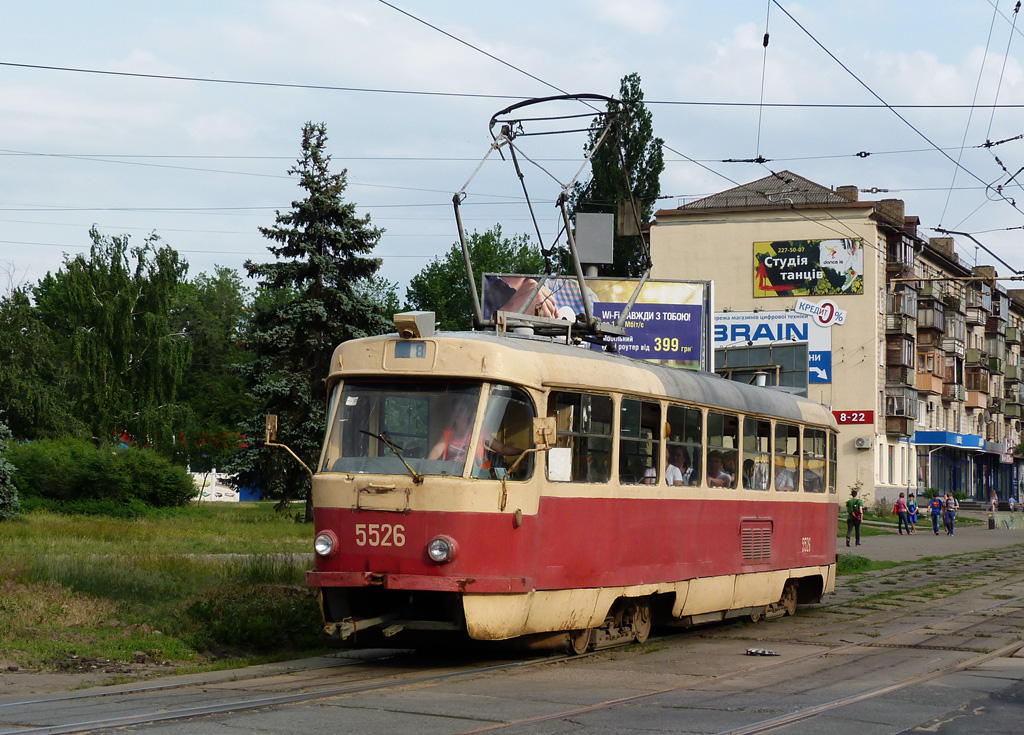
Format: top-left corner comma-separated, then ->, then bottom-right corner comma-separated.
802,428 -> 826,493
549,391 -> 613,483
666,404 -> 701,486
706,411 -> 739,489
479,384 -> 535,481
774,423 -> 800,491
828,431 -> 838,494
742,418 -> 771,490
619,398 -> 661,485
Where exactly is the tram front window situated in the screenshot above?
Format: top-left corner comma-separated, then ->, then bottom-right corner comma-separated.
321,381 -> 534,479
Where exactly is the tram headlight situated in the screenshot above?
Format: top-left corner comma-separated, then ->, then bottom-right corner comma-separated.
427,535 -> 458,564
314,531 -> 338,558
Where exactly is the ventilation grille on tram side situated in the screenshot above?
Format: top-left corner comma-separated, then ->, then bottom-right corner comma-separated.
741,522 -> 773,561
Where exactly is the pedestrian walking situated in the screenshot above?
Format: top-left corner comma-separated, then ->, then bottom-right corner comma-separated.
927,492 -> 943,535
894,492 -> 910,535
907,493 -> 918,534
944,492 -> 959,536
845,488 -> 864,547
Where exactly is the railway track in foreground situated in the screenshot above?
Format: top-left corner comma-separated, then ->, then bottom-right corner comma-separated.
3,550 -> 1024,735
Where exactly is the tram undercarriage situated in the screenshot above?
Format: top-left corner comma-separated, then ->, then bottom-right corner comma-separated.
315,571 -> 825,653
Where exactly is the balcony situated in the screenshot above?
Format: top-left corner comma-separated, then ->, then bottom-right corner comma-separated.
885,314 -> 915,336
885,416 -> 914,436
965,347 -> 986,366
966,390 -> 986,409
1006,364 -> 1020,383
916,371 -> 944,394
917,306 -> 945,333
942,292 -> 964,313
1006,403 -> 1023,419
886,365 -> 915,386
966,307 -> 987,325
943,383 -> 966,402
1008,388 -> 1021,405
1007,327 -> 1021,345
990,397 -> 1005,413
986,316 -> 1007,335
989,356 -> 1005,375
942,337 -> 965,357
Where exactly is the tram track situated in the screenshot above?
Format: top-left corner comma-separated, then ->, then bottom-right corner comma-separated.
4,552 -> 1024,735
452,564 -> 1024,734
0,648 -> 585,735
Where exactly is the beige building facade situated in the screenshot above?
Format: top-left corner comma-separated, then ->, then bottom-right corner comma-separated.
650,171 -> 1024,504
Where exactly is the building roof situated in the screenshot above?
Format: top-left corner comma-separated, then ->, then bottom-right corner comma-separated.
657,170 -> 871,214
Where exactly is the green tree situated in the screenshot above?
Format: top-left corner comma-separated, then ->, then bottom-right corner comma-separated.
406,225 -> 545,331
235,122 -> 389,519
32,229 -> 191,448
0,288 -> 83,440
0,417 -> 18,520
175,267 -> 254,469
569,73 -> 664,278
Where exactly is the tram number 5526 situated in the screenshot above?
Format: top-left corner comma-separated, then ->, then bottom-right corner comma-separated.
355,523 -> 406,547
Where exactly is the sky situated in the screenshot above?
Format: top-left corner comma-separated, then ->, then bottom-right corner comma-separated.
4,1 -> 1024,299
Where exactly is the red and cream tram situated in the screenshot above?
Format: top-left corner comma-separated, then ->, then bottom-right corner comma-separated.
306,312 -> 839,652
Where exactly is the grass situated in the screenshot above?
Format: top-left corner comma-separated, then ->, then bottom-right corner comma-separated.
0,503 -> 327,675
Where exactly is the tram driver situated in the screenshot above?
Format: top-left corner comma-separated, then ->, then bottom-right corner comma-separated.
427,398 -> 521,469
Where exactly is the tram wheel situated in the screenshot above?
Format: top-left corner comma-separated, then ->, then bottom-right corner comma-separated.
627,599 -> 652,644
568,627 -> 593,655
748,609 -> 763,624
779,581 -> 798,617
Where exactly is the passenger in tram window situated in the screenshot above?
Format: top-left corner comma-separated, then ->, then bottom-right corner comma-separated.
742,459 -> 755,489
723,452 -> 738,482
666,447 -> 687,486
801,454 -> 823,492
642,464 -> 657,484
706,451 -> 732,487
774,460 -> 796,491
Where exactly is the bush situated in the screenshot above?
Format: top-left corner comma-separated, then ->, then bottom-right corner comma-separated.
0,420 -> 18,520
10,439 -> 195,509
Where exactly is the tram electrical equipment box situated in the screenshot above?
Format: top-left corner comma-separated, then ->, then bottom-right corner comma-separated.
394,311 -> 435,339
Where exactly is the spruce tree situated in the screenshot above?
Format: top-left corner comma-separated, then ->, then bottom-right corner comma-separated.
235,122 -> 388,518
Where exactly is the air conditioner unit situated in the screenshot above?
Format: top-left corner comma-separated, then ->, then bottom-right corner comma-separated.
853,437 -> 873,450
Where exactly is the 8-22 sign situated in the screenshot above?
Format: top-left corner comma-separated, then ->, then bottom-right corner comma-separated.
832,410 -> 874,424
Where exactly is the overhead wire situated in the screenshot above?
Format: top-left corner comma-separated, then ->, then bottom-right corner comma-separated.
770,0 -> 1024,222
755,0 -> 772,159
939,0 -> 1000,226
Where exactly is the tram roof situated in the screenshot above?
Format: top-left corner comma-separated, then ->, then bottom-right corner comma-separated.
333,330 -> 837,429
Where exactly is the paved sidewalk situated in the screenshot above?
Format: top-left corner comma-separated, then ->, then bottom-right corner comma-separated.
839,510 -> 1024,563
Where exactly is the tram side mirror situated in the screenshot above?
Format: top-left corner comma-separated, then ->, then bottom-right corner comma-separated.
265,414 -> 278,443
548,447 -> 572,482
532,416 -> 557,448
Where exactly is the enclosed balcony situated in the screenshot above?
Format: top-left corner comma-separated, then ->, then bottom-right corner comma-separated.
1006,363 -> 1020,383
1006,326 -> 1021,345
986,315 -> 1007,335
942,383 -> 966,402
885,313 -> 915,336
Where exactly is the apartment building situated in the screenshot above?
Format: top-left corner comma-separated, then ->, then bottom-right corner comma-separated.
649,170 -> 1024,502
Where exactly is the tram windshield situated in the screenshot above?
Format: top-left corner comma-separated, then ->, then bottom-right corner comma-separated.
321,380 -> 535,479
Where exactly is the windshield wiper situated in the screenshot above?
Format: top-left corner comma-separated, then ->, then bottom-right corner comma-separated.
359,430 -> 424,484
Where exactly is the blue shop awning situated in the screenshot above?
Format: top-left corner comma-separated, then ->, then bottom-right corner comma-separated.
913,431 -> 985,450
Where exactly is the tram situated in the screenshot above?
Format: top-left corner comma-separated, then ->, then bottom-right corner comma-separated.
303,94 -> 838,650
305,311 -> 839,651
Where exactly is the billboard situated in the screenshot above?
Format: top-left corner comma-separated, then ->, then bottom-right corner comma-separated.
753,238 -> 864,297
714,309 -> 834,383
482,275 -> 709,370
